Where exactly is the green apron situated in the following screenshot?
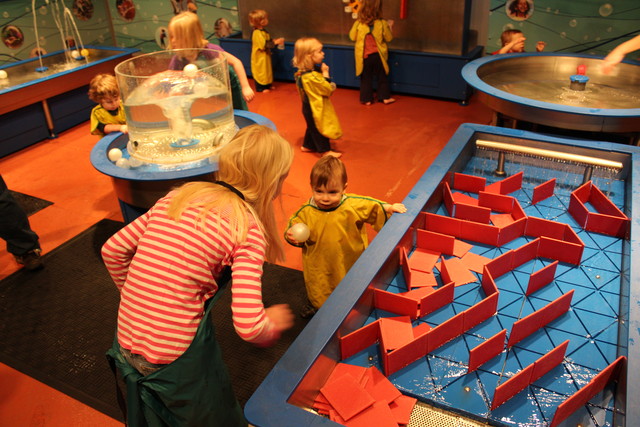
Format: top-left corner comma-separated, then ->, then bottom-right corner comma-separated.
229,67 -> 248,111
106,279 -> 247,427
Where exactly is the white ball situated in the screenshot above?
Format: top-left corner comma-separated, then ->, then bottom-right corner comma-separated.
183,63 -> 198,77
108,148 -> 123,162
290,223 -> 310,242
115,158 -> 130,169
0,70 -> 7,79
70,50 -> 79,58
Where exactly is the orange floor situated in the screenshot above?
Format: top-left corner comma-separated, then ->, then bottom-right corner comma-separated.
0,82 -> 492,425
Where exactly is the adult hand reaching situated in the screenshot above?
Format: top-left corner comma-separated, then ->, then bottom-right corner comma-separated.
602,35 -> 640,75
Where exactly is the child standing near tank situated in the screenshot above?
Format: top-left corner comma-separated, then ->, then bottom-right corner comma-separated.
249,9 -> 283,93
285,156 -> 407,318
493,29 -> 545,54
293,37 -> 342,157
88,73 -> 127,136
349,0 -> 395,105
168,11 -> 254,110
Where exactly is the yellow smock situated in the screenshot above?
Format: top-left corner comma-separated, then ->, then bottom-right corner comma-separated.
296,70 -> 343,140
90,104 -> 126,136
286,194 -> 389,309
349,19 -> 393,76
251,28 -> 273,86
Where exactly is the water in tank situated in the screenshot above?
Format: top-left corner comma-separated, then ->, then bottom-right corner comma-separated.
115,48 -> 237,166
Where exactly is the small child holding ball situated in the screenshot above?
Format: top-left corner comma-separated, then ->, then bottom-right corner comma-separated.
88,73 -> 127,136
285,156 -> 407,318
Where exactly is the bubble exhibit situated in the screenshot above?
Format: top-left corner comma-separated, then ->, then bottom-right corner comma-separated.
112,48 -> 236,169
90,48 -> 274,222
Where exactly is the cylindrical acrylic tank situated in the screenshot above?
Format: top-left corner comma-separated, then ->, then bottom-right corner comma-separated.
115,49 -> 236,166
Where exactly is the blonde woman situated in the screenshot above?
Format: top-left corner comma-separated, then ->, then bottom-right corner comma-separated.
103,125 -> 294,426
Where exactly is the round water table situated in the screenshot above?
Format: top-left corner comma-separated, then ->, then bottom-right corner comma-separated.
462,53 -> 640,143
90,110 -> 275,222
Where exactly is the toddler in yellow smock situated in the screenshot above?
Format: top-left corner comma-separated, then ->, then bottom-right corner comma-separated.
249,9 -> 283,93
285,156 -> 406,318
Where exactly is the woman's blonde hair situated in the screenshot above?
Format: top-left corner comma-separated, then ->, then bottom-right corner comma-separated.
248,9 -> 267,28
168,11 -> 207,49
293,37 -> 322,72
88,74 -> 119,102
168,125 -> 293,262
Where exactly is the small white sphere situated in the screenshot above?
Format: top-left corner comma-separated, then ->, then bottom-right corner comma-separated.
290,223 -> 310,242
108,148 -> 123,162
70,50 -> 79,58
183,63 -> 198,77
0,70 -> 7,79
115,158 -> 130,169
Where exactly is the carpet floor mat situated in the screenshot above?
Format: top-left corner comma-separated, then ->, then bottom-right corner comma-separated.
0,219 -> 310,421
10,190 -> 53,217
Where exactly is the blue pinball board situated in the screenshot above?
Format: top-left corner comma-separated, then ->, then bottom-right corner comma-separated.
244,123 -> 640,427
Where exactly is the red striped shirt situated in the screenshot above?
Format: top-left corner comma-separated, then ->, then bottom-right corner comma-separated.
101,194 -> 277,364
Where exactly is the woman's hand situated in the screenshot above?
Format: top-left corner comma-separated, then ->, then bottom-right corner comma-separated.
602,51 -> 625,74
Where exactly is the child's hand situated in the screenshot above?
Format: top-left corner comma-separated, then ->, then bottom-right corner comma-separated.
242,85 -> 255,103
274,37 -> 284,45
285,228 -> 298,244
321,63 -> 330,77
390,203 -> 407,214
265,304 -> 294,333
509,37 -> 525,52
536,41 -> 546,52
120,125 -> 128,134
387,19 -> 394,28
285,226 -> 308,245
384,203 -> 407,214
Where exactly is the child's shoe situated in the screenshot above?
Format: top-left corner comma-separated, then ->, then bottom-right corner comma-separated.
299,303 -> 317,319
